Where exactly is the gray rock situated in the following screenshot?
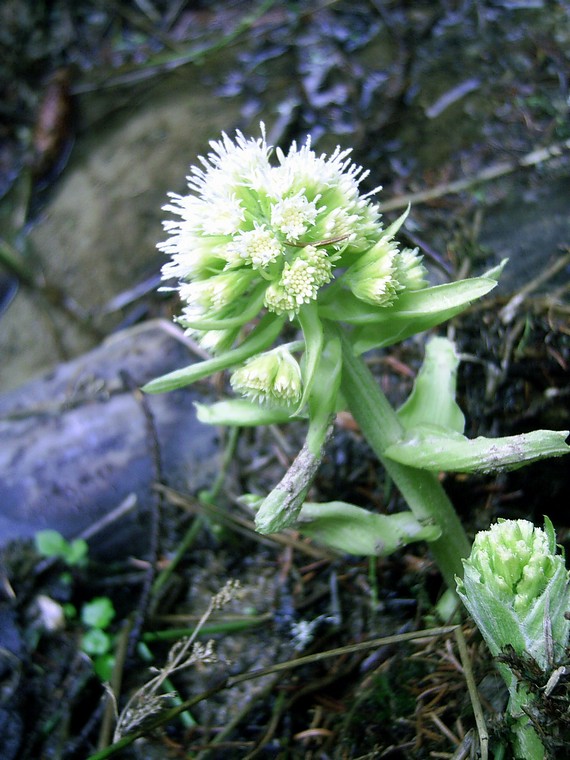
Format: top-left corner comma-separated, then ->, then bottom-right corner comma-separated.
0,321 -> 221,558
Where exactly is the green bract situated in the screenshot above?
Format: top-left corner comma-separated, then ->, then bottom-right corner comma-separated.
297,501 -> 441,556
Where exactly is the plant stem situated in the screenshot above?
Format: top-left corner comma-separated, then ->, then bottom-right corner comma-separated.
340,332 -> 471,589
504,671 -> 545,759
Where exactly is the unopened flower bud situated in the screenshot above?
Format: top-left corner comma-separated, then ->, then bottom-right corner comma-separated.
457,518 -> 569,668
230,348 -> 302,407
457,518 -> 570,759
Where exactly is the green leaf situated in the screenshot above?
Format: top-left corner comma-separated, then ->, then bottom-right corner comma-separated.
397,337 -> 465,434
81,597 -> 116,629
306,332 -> 342,456
93,653 -> 115,682
457,560 -> 529,658
296,302 -> 324,413
321,275 -> 498,327
352,275 -> 500,352
142,313 -> 285,393
194,399 -> 303,426
63,603 -> 77,619
82,628 -> 112,656
254,435 -> 327,534
66,539 -> 89,566
385,425 -> 570,473
298,501 -> 441,556
179,284 -> 267,330
35,529 -> 68,559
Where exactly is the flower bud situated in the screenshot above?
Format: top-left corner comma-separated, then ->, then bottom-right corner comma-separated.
344,242 -> 400,307
342,209 -> 426,308
457,518 -> 570,669
230,348 -> 302,407
457,518 -> 570,758
394,247 -> 428,291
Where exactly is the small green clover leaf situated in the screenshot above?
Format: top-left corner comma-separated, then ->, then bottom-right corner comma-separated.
81,597 -> 116,629
81,627 -> 112,656
79,597 -> 117,682
35,530 -> 88,567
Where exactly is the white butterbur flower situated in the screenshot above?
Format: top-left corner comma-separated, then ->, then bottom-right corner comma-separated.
320,207 -> 360,244
395,248 -> 428,292
270,193 -> 319,240
226,224 -> 283,269
179,269 -> 254,314
264,246 -> 333,318
199,194 -> 245,236
158,123 -> 422,350
188,130 -> 271,197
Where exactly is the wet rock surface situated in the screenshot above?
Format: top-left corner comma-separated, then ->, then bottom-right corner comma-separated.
0,321 -> 220,557
1,65 -> 243,392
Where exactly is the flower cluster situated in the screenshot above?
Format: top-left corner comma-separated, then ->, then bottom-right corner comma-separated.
158,124 -> 426,352
457,518 -> 570,669
457,518 -> 570,759
466,520 -> 555,614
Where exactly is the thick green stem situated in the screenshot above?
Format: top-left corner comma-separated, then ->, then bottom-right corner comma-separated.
497,666 -> 545,759
340,332 -> 470,590
508,690 -> 545,759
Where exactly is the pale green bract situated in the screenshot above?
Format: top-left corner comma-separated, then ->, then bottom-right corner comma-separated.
297,501 -> 441,556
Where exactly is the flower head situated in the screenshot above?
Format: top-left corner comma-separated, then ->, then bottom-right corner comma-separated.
270,192 -> 319,240
158,124 -> 425,350
457,518 -> 570,758
226,223 -> 283,269
468,520 -> 555,609
457,518 -> 570,668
